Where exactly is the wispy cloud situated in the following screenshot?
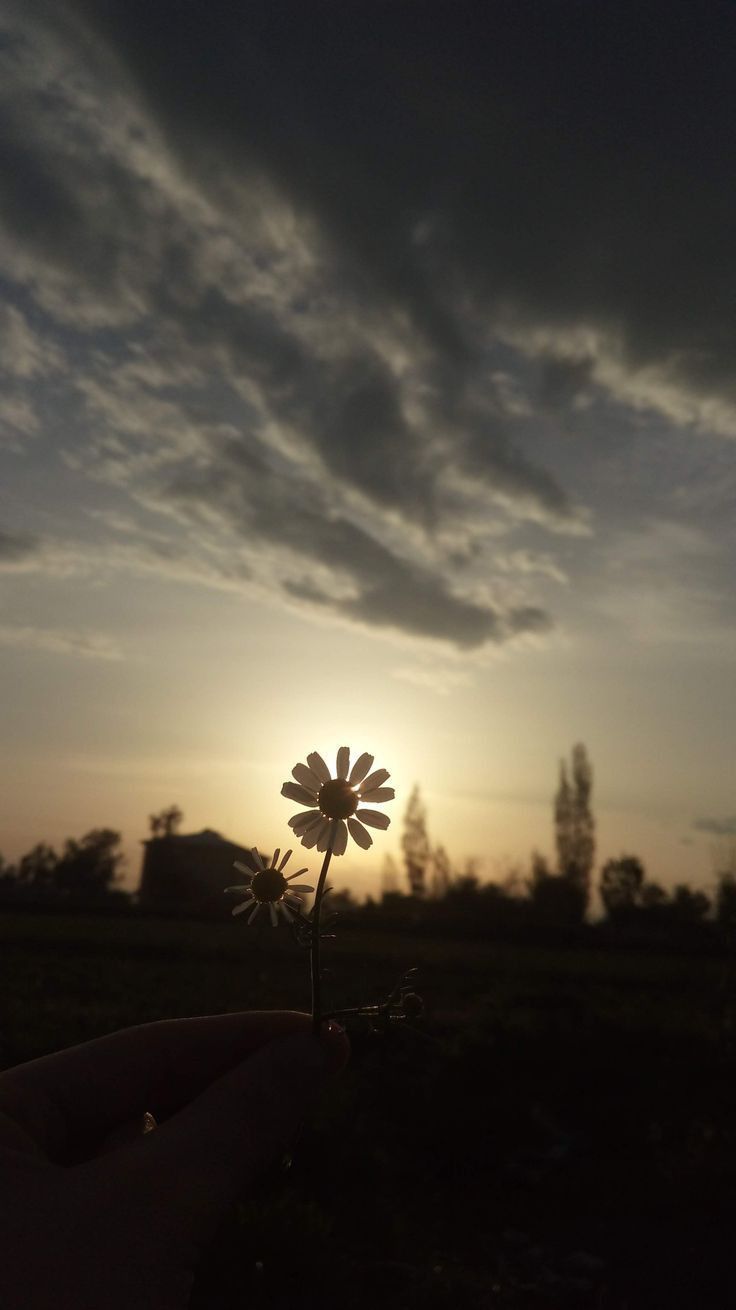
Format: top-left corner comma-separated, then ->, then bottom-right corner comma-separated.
0,528 -> 43,569
0,623 -> 123,660
693,816 -> 736,838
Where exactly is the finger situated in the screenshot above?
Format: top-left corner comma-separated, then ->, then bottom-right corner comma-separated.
112,1022 -> 349,1246
0,1011 -> 317,1161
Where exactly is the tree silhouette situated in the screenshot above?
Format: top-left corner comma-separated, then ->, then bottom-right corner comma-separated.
600,854 -> 645,919
149,805 -> 183,838
0,853 -> 16,886
17,843 -> 58,891
641,881 -> 667,908
669,883 -> 710,925
430,844 -> 453,899
54,829 -> 123,898
716,873 -> 736,930
401,785 -> 430,897
529,850 -> 586,926
554,743 -> 595,910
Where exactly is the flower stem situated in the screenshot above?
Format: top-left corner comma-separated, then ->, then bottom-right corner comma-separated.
311,820 -> 337,1037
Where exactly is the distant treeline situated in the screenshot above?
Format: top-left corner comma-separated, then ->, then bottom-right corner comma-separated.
3,744 -> 734,953
2,832 -> 736,952
330,867 -> 736,952
0,829 -> 128,908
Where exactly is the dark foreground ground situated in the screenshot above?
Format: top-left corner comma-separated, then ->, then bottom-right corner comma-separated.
3,909 -> 736,1308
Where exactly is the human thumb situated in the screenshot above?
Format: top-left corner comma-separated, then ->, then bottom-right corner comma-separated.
116,1023 -> 349,1244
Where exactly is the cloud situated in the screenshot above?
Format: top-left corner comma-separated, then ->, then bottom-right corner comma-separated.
693,816 -> 736,838
0,390 -> 40,443
53,0 -> 736,437
0,528 -> 43,569
160,439 -> 555,648
0,2 -> 583,529
0,302 -> 62,377
0,623 -> 123,660
3,1 -> 735,654
392,664 -> 472,697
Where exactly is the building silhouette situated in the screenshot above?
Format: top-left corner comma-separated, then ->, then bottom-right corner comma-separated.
138,829 -> 255,914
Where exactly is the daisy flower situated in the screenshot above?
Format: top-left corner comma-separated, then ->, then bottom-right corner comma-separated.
226,848 -> 314,927
281,747 -> 394,854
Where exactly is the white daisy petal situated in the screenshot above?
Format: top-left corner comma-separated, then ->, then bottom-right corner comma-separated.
359,786 -> 395,804
233,861 -> 255,878
336,746 -> 350,780
271,848 -> 280,869
290,812 -> 324,837
251,847 -> 265,870
286,868 -> 309,880
224,884 -> 253,894
316,818 -> 335,852
291,763 -> 321,794
285,892 -> 303,907
306,751 -> 331,783
301,819 -> 328,849
269,904 -> 278,927
331,819 -> 348,856
359,768 -> 390,793
288,883 -> 315,892
278,850 -> 293,871
281,781 -> 319,807
356,808 -> 391,830
292,824 -> 321,844
280,902 -> 294,922
348,817 -> 373,850
248,903 -> 261,924
288,810 -> 320,831
231,896 -> 255,915
348,752 -> 374,785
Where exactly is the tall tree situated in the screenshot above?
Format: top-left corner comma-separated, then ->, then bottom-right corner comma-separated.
401,785 -> 430,897
430,844 -> 453,899
554,743 -> 595,908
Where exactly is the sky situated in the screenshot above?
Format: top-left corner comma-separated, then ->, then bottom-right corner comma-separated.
1,0 -> 734,899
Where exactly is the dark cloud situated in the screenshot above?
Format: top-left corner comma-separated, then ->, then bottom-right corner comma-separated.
4,0 -> 733,651
163,437 -> 552,648
0,527 -> 41,566
61,0 -> 736,417
693,816 -> 736,838
0,0 -> 585,533
179,291 -> 440,522
536,356 -> 596,416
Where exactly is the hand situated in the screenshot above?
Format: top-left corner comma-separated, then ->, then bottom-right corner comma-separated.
0,1011 -> 348,1309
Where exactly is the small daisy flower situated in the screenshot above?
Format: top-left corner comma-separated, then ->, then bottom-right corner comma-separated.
226,848 -> 314,927
281,747 -> 394,854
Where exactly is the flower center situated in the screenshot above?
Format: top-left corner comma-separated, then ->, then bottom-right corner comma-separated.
318,778 -> 359,819
251,867 -> 288,903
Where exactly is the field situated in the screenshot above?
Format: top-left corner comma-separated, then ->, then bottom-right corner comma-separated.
3,909 -> 736,1308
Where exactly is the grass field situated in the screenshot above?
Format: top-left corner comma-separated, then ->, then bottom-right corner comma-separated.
3,909 -> 736,1307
